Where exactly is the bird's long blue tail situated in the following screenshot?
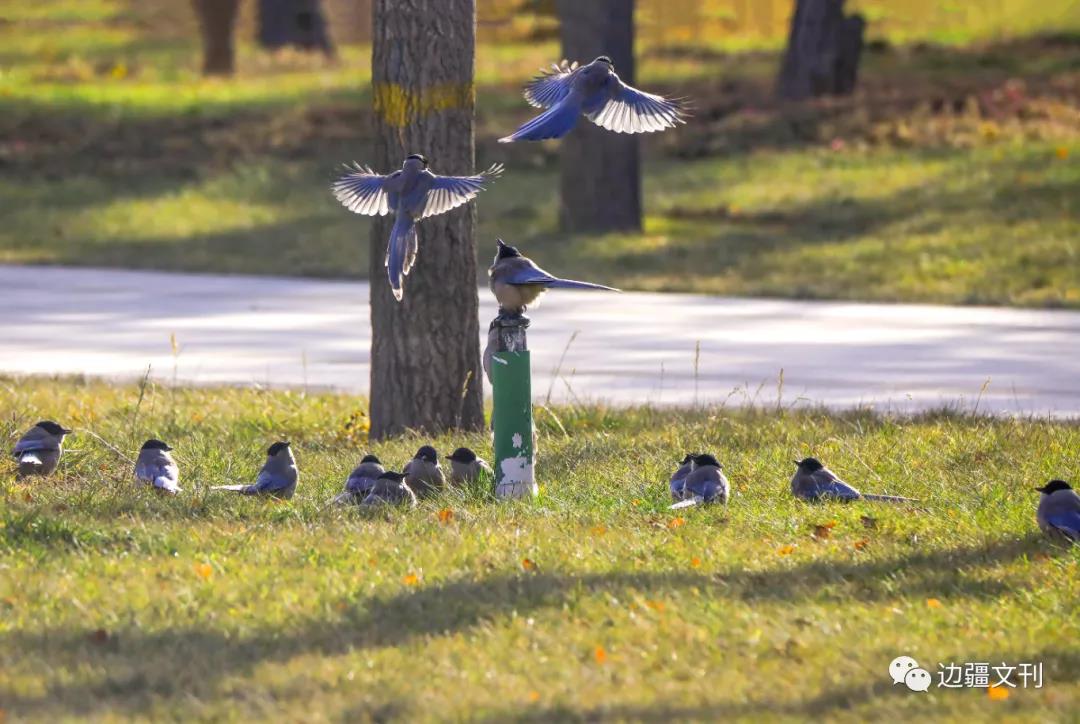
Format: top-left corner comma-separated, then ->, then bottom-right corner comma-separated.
386,215 -> 416,301
545,279 -> 620,292
499,99 -> 581,143
861,493 -> 919,503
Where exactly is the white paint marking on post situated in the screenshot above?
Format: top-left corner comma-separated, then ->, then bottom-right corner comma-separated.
491,355 -> 509,366
495,454 -> 537,499
512,432 -> 523,449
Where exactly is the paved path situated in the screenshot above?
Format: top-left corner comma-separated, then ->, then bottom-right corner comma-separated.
2,266 -> 1079,416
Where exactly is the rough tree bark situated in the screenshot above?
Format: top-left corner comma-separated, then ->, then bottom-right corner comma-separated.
258,0 -> 335,57
369,0 -> 484,439
191,0 -> 242,76
555,0 -> 641,233
777,0 -> 865,100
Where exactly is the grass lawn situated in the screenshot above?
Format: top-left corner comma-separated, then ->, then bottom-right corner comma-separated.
0,2 -> 1078,307
1,377 -> 1078,720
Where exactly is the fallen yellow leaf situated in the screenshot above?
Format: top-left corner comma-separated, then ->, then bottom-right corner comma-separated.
402,573 -> 419,586
521,557 -> 537,571
926,598 -> 942,608
591,524 -> 607,536
194,563 -> 213,580
690,556 -> 702,568
853,539 -> 869,550
988,684 -> 1010,700
527,690 -> 540,703
668,517 -> 686,529
1055,146 -> 1069,160
594,645 -> 607,664
777,544 -> 795,555
812,525 -> 832,540
437,508 -> 453,523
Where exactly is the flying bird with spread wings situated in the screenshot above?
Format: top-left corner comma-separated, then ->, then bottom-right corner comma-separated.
500,56 -> 687,143
332,154 -> 502,301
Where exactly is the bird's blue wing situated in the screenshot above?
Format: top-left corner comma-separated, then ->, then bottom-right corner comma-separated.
1046,511 -> 1080,540
500,260 -> 560,286
523,60 -> 578,109
587,77 -> 686,134
418,164 -> 503,219
332,165 -> 394,216
812,469 -> 861,501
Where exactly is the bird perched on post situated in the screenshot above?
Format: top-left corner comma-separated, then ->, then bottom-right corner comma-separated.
669,453 -> 695,502
331,154 -> 502,301
361,471 -> 418,508
333,454 -> 385,505
670,454 -> 729,509
488,239 -> 619,318
791,458 -> 916,503
404,445 -> 445,498
212,442 -> 298,499
12,420 -> 71,478
446,447 -> 492,486
1035,480 -> 1080,543
499,56 -> 686,143
135,439 -> 180,495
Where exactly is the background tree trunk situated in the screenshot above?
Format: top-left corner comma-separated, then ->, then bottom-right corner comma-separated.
777,0 -> 865,100
368,0 -> 484,439
555,0 -> 641,233
258,0 -> 335,57
191,0 -> 241,76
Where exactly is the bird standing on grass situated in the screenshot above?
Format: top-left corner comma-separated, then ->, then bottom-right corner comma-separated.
331,154 -> 502,301
333,454 -> 385,505
361,471 -> 418,508
404,445 -> 445,498
671,454 -> 729,509
499,56 -> 686,143
1036,479 -> 1080,543
791,458 -> 917,503
212,442 -> 298,500
12,420 -> 71,478
446,447 -> 493,486
488,239 -> 619,318
668,453 -> 695,502
135,439 -> 180,495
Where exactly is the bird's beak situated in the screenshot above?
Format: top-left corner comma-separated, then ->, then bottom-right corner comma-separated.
164,445 -> 174,452
792,459 -> 801,465
1035,486 -> 1048,493
61,428 -> 73,435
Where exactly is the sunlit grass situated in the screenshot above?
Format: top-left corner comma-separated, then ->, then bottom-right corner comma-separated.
0,377 -> 1077,720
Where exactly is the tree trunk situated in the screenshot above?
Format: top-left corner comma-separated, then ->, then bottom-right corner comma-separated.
368,0 -> 484,439
258,0 -> 335,57
191,0 -> 241,76
777,0 -> 865,101
555,0 -> 641,233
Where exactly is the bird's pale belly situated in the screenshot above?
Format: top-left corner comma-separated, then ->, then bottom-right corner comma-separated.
493,282 -> 547,311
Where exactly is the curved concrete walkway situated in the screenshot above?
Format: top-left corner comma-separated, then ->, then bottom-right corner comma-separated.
2,265 -> 1079,416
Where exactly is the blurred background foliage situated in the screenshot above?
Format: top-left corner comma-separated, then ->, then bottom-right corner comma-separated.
0,0 -> 1077,307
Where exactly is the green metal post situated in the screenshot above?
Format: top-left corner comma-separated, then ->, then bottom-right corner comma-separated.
490,316 -> 536,499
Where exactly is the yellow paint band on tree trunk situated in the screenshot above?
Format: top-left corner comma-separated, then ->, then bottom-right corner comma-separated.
373,83 -> 475,127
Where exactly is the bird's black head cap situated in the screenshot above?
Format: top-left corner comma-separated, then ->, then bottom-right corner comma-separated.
267,441 -> 291,456
495,238 -> 521,260
416,445 -> 438,463
36,420 -> 72,435
447,447 -> 477,463
1036,479 -> 1072,494
692,453 -> 722,468
796,457 -> 824,472
406,153 -> 428,167
141,438 -> 173,452
361,454 -> 381,464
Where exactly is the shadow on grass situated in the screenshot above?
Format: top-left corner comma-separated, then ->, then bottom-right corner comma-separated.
483,646 -> 1080,722
1,533 -> 1061,717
